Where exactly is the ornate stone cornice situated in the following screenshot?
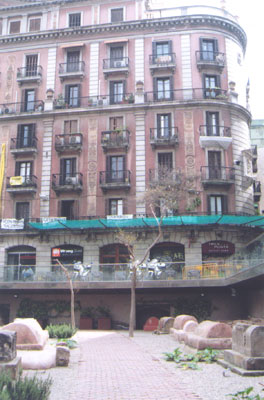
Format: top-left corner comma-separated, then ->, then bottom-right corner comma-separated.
0,14 -> 247,51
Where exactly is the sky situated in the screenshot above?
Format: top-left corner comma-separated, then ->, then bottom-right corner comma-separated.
229,0 -> 264,120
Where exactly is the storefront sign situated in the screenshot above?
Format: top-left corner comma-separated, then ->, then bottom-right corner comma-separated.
52,248 -> 60,257
1,219 -> 24,230
202,241 -> 235,256
10,176 -> 23,186
51,246 -> 83,258
42,217 -> 67,224
107,214 -> 133,220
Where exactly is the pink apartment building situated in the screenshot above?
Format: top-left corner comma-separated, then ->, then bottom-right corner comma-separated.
0,0 -> 262,328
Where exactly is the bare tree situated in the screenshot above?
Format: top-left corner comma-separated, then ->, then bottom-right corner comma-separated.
56,259 -> 76,330
117,168 -> 201,337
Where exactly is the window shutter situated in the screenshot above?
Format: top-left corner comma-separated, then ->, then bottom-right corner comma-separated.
169,76 -> 174,100
105,199 -> 109,216
216,75 -> 221,88
60,158 -> 64,175
58,201 -> 62,217
168,40 -> 172,54
152,41 -> 157,56
123,198 -> 128,214
73,200 -> 79,219
64,85 -> 70,103
214,39 -> 218,52
222,196 -> 228,214
72,158 -> 76,174
17,124 -> 22,139
122,80 -> 126,99
199,38 -> 203,52
109,81 -> 115,104
21,90 -> 26,112
77,84 -> 81,107
153,77 -> 157,101
31,124 -> 36,137
207,196 -> 211,215
15,162 -> 20,176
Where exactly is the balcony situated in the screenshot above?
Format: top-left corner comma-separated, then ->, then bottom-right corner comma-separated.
199,125 -> 232,149
53,93 -> 134,109
103,57 -> 129,78
196,51 -> 225,71
10,137 -> 38,156
58,61 -> 85,81
101,129 -> 130,152
16,66 -> 43,86
253,180 -> 261,202
0,101 -> 44,115
99,170 -> 131,191
149,53 -> 176,75
55,133 -> 83,153
149,168 -> 181,186
200,166 -> 235,188
144,88 -> 229,102
251,145 -> 257,160
150,127 -> 179,148
52,173 -> 83,194
6,175 -> 37,194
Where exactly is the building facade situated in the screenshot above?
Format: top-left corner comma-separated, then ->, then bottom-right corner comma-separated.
0,0 -> 260,327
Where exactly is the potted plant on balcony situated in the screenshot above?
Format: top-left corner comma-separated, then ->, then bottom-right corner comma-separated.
128,94 -> 134,104
79,306 -> 95,329
55,93 -> 66,109
96,306 -> 111,330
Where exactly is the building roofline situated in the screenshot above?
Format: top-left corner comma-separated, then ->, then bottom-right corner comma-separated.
0,14 -> 247,51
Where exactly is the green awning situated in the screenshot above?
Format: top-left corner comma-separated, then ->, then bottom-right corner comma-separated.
28,215 -> 264,231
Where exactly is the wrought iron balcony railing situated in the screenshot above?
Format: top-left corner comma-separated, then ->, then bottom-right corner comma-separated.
0,101 -> 44,114
150,127 -> 179,146
17,65 -> 43,79
103,57 -> 129,69
199,125 -> 231,137
6,175 -> 38,189
101,129 -> 130,150
144,88 -> 228,102
52,173 -> 83,190
200,166 -> 235,183
55,133 -> 83,152
10,136 -> 38,150
54,93 -> 134,109
99,170 -> 131,188
196,51 -> 225,69
149,168 -> 182,184
149,53 -> 176,71
58,61 -> 85,74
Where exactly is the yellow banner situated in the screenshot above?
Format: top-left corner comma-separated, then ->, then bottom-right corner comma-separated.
10,176 -> 23,186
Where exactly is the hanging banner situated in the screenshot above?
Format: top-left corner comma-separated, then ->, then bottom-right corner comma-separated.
10,176 -> 23,186
1,219 -> 24,230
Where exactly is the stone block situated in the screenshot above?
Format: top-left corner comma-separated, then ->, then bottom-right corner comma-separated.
245,325 -> 264,357
173,315 -> 198,330
143,317 -> 159,332
158,317 -> 174,333
232,323 -> 249,354
195,321 -> 232,339
1,318 -> 49,350
0,331 -> 17,362
56,346 -> 70,367
224,349 -> 264,371
0,357 -> 22,380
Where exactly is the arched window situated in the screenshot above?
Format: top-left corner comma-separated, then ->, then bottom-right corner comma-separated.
6,245 -> 36,281
100,244 -> 130,264
150,242 -> 185,262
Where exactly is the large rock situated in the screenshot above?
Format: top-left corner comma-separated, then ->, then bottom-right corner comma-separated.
143,317 -> 159,332
170,315 -> 198,342
158,317 -> 174,333
184,321 -> 232,350
1,318 -> 49,350
56,346 -> 70,367
0,331 -> 17,362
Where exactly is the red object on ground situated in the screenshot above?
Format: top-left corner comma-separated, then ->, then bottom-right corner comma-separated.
79,317 -> 93,330
97,317 -> 111,330
143,317 -> 159,331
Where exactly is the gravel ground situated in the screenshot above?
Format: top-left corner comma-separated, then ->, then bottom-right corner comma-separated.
24,330 -> 264,400
130,331 -> 264,400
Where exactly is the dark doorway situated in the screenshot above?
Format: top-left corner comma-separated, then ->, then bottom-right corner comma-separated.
0,304 -> 10,325
136,303 -> 170,329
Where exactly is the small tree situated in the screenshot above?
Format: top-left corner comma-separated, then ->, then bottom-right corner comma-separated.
117,168 -> 200,337
55,259 -> 75,330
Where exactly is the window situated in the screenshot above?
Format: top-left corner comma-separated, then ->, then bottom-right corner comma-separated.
29,18 -> 41,32
17,124 -> 36,148
60,158 -> 77,184
208,151 -> 221,179
109,117 -> 123,130
65,84 -> 80,107
66,51 -> 80,72
15,202 -> 30,220
106,155 -> 125,182
206,112 -> 219,136
208,195 -> 227,215
108,199 -> 123,215
9,20 -> 21,34
154,77 -> 173,100
200,38 -> 218,61
25,55 -> 38,77
21,89 -> 36,112
15,161 -> 32,183
157,114 -> 171,138
158,152 -> 173,171
109,81 -> 125,104
111,8 -> 123,23
59,200 -> 78,219
110,46 -> 124,67
204,74 -> 220,98
64,120 -> 78,134
69,13 -> 81,27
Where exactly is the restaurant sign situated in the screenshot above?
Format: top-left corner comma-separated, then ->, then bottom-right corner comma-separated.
202,240 -> 235,256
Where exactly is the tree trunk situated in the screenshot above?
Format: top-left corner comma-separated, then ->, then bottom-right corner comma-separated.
129,264 -> 137,337
56,259 -> 75,330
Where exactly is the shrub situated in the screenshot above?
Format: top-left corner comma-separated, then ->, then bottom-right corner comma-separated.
0,371 -> 52,400
172,296 -> 212,321
46,324 -> 77,339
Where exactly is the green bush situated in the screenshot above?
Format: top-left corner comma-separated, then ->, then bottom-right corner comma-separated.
172,296 -> 212,321
0,371 -> 52,400
46,323 -> 77,339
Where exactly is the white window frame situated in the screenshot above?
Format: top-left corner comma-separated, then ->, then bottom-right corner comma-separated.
109,198 -> 123,216
27,15 -> 42,32
109,7 -> 125,23
8,19 -> 21,34
23,53 -> 40,68
67,11 -> 83,28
